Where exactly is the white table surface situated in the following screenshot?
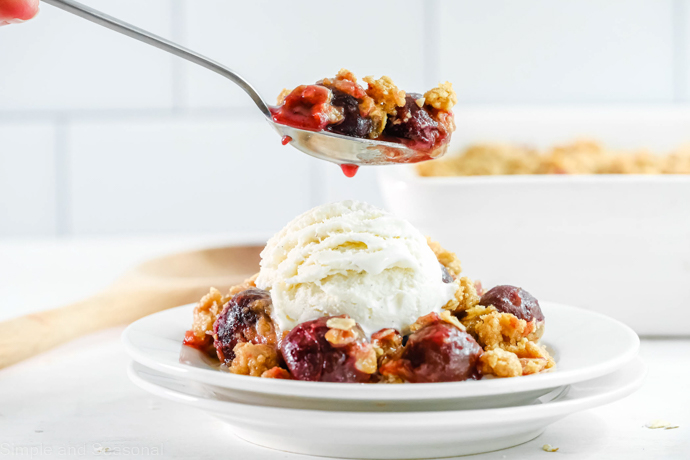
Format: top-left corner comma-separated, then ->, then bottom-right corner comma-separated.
0,236 -> 688,460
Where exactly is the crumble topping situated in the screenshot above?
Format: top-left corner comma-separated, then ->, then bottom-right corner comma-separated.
646,420 -> 679,430
321,68 -> 367,100
423,82 -> 457,111
325,327 -> 358,346
471,311 -> 542,348
460,301 -> 553,377
443,276 -> 481,313
326,317 -> 356,331
417,139 -> 690,177
439,310 -> 466,331
229,342 -> 280,377
479,347 -> 522,378
417,143 -> 539,177
502,338 -> 555,374
261,366 -> 292,379
427,236 -> 462,277
363,75 -> 406,115
190,287 -> 228,340
409,312 -> 441,333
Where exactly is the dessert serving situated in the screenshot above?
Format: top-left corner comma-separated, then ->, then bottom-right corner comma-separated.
271,69 -> 457,162
417,139 -> 690,176
183,201 -> 554,383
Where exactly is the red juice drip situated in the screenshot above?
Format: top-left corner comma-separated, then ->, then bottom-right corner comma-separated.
340,164 -> 359,178
281,135 -> 292,146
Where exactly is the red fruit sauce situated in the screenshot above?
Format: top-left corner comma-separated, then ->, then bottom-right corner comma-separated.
340,164 -> 359,178
281,135 -> 292,145
183,330 -> 213,352
270,85 -> 333,132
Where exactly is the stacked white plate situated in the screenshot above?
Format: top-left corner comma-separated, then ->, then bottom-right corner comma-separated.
123,301 -> 644,459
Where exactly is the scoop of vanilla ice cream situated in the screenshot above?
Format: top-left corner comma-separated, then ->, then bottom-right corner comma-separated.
255,200 -> 457,335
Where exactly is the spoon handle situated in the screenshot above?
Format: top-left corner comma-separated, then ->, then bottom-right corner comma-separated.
41,0 -> 272,118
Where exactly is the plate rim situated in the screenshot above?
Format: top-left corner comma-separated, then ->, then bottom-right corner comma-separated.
122,301 -> 640,401
127,358 -> 647,424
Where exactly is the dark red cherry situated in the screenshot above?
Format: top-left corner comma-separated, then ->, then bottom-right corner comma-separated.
380,315 -> 483,383
280,317 -> 372,383
383,94 -> 442,151
479,285 -> 544,322
326,89 -> 373,138
213,288 -> 276,365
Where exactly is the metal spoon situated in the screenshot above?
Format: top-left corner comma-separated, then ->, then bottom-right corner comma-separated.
41,0 -> 445,166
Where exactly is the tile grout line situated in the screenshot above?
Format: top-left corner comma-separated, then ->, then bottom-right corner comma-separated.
673,0 -> 688,102
54,117 -> 71,236
170,0 -> 187,111
423,0 -> 441,89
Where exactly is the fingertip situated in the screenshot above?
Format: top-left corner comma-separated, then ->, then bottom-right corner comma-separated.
0,0 -> 40,22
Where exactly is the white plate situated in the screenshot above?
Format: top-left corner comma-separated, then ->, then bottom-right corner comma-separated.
122,301 -> 639,411
128,358 -> 646,459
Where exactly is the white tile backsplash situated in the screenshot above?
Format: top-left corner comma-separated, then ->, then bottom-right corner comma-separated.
0,123 -> 56,236
679,0 -> 690,101
1,0 -> 688,237
450,106 -> 690,152
66,114 -> 313,235
0,0 -> 174,111
178,0 -> 426,109
438,0 -> 676,103
312,162 -> 386,210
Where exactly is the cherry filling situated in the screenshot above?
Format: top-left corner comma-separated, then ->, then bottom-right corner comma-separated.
383,94 -> 446,152
326,89 -> 372,138
213,288 -> 278,365
182,330 -> 215,355
280,316 -> 374,383
380,314 -> 483,383
270,85 -> 339,132
479,285 -> 544,322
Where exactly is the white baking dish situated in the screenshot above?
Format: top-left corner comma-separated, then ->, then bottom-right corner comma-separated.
378,106 -> 690,336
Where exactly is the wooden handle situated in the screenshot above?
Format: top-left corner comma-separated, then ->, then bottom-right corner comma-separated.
0,285 -> 223,370
0,244 -> 263,370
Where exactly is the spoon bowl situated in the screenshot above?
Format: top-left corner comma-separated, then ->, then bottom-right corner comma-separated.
269,121 -> 448,165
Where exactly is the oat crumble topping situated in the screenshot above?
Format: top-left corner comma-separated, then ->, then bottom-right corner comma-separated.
646,419 -> 679,430
417,139 -> 690,177
363,75 -> 406,115
229,342 -> 280,377
326,317 -> 357,330
427,236 -> 462,277
423,82 -> 457,111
